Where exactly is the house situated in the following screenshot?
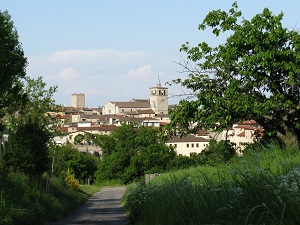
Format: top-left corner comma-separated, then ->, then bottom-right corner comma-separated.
214,120 -> 264,155
166,135 -> 211,156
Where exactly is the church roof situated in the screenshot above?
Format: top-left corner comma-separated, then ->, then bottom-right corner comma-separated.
111,101 -> 150,108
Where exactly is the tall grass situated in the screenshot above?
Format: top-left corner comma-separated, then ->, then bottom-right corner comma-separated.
124,146 -> 300,225
0,172 -> 92,225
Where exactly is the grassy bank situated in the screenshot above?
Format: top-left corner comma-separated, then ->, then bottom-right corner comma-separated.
0,172 -> 98,225
124,146 -> 300,225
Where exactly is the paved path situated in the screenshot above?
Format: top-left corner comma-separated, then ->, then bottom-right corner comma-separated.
47,186 -> 128,225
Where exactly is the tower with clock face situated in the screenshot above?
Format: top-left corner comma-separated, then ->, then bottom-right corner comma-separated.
149,77 -> 168,115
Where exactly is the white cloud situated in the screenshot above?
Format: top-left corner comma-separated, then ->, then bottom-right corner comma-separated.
58,67 -> 80,80
25,48 -> 181,107
126,65 -> 152,79
29,49 -> 148,70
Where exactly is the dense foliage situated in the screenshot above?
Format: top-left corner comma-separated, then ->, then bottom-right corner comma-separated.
168,2 -> 300,149
50,144 -> 99,184
0,10 -> 99,225
0,10 -> 27,100
95,124 -> 176,184
3,120 -> 51,175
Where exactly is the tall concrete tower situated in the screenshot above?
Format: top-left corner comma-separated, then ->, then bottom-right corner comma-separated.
71,93 -> 85,108
149,76 -> 168,114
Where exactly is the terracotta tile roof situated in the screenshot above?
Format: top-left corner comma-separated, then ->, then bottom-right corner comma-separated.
112,101 -> 150,108
130,99 -> 149,102
77,125 -> 117,132
143,117 -> 159,121
119,117 -> 144,122
83,115 -> 108,120
167,135 -> 210,143
137,109 -> 155,114
124,111 -> 139,115
237,131 -> 245,137
58,127 -> 68,133
196,129 -> 210,136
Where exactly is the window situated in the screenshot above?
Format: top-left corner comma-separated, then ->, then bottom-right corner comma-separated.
174,144 -> 177,148
191,143 -> 194,148
196,143 -> 199,147
187,144 -> 189,148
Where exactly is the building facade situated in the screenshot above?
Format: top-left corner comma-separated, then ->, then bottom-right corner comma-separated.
102,78 -> 169,115
72,93 -> 85,108
149,77 -> 168,114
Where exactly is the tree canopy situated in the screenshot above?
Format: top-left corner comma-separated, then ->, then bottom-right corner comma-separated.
0,10 -> 27,99
168,2 -> 300,149
95,124 -> 176,184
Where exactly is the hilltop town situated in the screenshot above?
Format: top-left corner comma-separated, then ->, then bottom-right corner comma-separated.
54,78 -> 263,156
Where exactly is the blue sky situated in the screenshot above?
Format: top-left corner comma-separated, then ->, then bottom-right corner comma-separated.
1,1 -> 300,107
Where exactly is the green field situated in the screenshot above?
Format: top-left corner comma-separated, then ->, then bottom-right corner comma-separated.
124,145 -> 300,225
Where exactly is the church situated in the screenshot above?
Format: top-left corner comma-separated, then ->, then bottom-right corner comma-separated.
102,77 -> 169,116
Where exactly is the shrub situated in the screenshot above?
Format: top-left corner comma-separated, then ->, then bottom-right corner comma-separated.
64,168 -> 80,190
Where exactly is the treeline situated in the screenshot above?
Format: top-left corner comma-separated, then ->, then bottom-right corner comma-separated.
70,123 -> 236,184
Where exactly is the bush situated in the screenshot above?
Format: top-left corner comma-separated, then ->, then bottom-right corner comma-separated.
64,168 -> 80,190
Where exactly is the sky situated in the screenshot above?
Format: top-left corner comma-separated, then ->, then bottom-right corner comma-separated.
1,1 -> 300,108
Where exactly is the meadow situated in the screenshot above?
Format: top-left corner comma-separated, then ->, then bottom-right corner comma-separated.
123,144 -> 300,225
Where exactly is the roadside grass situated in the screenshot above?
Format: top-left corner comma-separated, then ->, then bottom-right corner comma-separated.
0,172 -> 96,225
79,184 -> 101,196
123,146 -> 300,225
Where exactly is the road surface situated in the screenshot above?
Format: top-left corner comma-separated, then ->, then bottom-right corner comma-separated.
47,186 -> 128,225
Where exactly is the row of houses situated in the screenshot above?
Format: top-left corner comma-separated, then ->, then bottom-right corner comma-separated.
55,107 -> 262,157
55,80 -> 263,156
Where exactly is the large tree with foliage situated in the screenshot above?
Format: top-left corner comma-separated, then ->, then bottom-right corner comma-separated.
95,124 -> 176,184
169,2 -> 300,149
50,144 -> 99,183
2,76 -> 59,175
3,119 -> 51,175
0,10 -> 27,98
4,76 -> 58,130
0,10 -> 27,132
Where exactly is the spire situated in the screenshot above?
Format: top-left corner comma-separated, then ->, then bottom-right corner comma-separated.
157,75 -> 161,87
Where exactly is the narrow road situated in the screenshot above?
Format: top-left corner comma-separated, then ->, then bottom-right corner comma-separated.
47,186 -> 128,225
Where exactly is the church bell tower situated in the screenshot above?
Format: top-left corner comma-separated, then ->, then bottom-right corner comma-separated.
149,76 -> 168,114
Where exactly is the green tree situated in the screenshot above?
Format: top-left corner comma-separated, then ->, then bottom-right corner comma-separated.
2,76 -> 58,175
4,76 -> 58,130
51,144 -> 99,183
95,124 -> 176,184
3,119 -> 51,175
0,10 -> 27,99
74,134 -> 85,145
0,10 -> 27,135
94,134 -> 116,156
200,140 -> 236,166
168,2 -> 300,149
